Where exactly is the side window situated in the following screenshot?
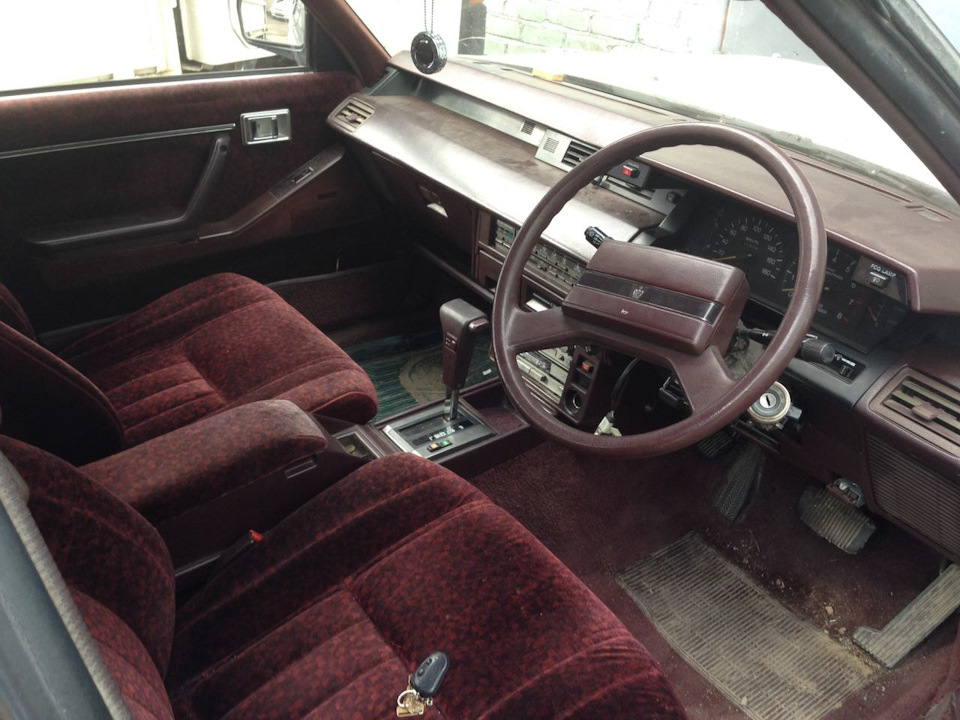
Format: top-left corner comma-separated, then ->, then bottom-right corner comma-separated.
0,0 -> 307,95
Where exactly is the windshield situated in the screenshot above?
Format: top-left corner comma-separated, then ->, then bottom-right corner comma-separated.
348,0 -> 957,210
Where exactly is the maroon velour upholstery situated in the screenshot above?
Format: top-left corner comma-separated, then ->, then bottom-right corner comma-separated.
3,439 -> 685,719
169,454 -> 686,719
0,322 -> 124,464
0,281 -> 34,339
82,399 -> 328,523
0,437 -> 176,720
62,273 -> 377,446
0,274 -> 377,464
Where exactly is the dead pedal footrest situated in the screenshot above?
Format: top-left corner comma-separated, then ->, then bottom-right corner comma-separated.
854,564 -> 960,669
799,486 -> 876,554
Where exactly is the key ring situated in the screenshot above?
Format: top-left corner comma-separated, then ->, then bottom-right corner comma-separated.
397,689 -> 420,706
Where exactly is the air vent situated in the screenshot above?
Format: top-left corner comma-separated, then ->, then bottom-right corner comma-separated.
521,119 -> 536,135
867,435 -> 960,559
331,99 -> 374,133
561,139 -> 598,169
871,369 -> 960,455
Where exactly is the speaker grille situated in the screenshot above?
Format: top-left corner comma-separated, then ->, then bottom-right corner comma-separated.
868,435 -> 960,559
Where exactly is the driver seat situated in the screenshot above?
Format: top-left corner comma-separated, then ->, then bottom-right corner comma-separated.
3,436 -> 687,719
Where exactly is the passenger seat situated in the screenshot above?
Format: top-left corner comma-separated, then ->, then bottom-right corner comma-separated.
0,273 -> 377,463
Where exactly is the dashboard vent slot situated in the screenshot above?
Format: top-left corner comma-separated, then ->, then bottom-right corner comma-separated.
332,99 -> 374,133
867,435 -> 960,560
521,119 -> 536,135
871,369 -> 960,455
561,139 -> 598,169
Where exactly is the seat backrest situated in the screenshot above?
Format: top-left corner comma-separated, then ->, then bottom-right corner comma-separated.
0,322 -> 124,464
1,436 -> 176,719
0,281 -> 34,340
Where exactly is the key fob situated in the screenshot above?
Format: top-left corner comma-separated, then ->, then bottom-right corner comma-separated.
410,652 -> 449,699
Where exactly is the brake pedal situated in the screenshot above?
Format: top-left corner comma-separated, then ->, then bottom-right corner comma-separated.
711,442 -> 763,522
854,564 -> 960,668
799,485 -> 876,555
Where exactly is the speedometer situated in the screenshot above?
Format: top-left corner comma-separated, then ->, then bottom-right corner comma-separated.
705,212 -> 787,291
705,214 -> 759,270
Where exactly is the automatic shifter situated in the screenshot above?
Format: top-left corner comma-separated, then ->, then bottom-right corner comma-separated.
381,299 -> 495,457
439,299 -> 490,421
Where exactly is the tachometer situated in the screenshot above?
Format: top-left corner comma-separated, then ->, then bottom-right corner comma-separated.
826,246 -> 859,283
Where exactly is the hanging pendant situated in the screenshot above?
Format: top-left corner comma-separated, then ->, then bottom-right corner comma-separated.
411,31 -> 448,74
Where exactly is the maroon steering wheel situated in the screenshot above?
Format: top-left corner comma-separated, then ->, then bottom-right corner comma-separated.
492,123 -> 827,458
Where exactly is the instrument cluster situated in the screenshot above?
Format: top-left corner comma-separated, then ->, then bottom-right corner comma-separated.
678,202 -> 907,352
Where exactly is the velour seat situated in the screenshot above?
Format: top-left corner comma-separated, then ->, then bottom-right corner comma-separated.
3,437 -> 687,719
0,273 -> 377,463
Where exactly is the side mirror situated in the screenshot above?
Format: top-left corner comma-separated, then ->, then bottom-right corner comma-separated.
234,0 -> 306,63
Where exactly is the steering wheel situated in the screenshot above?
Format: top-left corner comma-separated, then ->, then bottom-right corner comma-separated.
492,123 -> 826,458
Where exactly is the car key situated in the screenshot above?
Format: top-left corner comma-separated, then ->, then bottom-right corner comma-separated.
396,652 -> 449,717
411,651 -> 449,699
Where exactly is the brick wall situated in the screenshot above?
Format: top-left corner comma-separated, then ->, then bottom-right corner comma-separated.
482,0 -> 731,56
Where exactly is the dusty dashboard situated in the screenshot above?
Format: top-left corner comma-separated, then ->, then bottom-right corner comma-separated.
664,197 -> 910,354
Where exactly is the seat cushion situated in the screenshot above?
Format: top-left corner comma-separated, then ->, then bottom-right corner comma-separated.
168,454 -> 686,720
60,273 -> 377,445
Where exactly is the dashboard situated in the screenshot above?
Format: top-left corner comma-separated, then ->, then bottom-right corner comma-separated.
328,52 -> 960,565
672,200 -> 909,353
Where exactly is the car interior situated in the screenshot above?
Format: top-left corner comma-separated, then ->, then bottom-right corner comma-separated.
2,0 -> 960,718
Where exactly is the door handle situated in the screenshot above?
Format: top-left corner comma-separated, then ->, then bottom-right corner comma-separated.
241,109 -> 292,145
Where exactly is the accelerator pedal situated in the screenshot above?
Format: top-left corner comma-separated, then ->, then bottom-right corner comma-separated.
711,441 -> 764,522
799,486 -> 876,555
697,428 -> 738,459
854,564 -> 960,669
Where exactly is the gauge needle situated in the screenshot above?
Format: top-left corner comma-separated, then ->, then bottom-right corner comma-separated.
868,307 -> 878,323
714,255 -> 739,262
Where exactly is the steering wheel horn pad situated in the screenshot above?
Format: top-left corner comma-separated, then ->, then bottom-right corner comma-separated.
563,240 -> 750,355
492,122 -> 826,458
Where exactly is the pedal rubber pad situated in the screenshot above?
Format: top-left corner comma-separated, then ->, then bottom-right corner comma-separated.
697,428 -> 737,459
854,565 -> 960,668
799,487 -> 875,555
711,442 -> 763,522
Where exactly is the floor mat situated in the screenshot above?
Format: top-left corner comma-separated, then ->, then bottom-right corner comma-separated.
616,533 -> 876,720
347,332 -> 498,420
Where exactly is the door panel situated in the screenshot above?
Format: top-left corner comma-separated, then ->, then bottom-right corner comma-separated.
0,70 -> 375,331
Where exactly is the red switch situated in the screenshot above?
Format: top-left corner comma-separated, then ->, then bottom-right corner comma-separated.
621,165 -> 639,179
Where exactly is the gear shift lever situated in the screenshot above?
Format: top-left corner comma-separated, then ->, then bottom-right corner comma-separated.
439,299 -> 490,421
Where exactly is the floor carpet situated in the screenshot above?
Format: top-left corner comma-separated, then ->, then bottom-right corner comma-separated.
470,440 -> 959,720
347,331 -> 498,420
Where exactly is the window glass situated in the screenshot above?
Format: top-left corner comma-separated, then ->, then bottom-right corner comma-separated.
347,0 -> 951,209
0,0 -> 306,94
915,0 -> 960,49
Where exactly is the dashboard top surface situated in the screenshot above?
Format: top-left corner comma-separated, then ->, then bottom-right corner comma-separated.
379,52 -> 960,314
